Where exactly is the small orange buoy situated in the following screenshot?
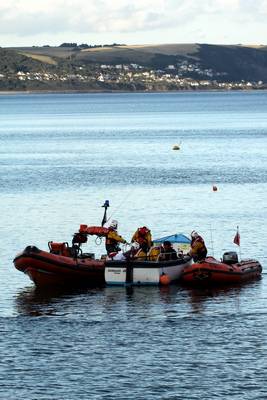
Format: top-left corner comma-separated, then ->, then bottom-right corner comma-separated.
160,273 -> 171,285
212,185 -> 218,191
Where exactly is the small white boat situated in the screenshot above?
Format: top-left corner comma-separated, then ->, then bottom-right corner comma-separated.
105,255 -> 192,286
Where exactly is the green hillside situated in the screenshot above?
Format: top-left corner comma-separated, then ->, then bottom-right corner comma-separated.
5,43 -> 267,80
1,43 -> 267,91
0,48 -> 53,73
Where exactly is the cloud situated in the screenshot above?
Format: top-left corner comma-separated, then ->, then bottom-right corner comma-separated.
0,0 -> 266,41
240,0 -> 267,21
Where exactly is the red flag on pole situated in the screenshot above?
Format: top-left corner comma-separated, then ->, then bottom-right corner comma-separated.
233,227 -> 240,246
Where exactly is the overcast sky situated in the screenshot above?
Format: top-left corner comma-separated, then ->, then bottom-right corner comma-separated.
0,0 -> 266,47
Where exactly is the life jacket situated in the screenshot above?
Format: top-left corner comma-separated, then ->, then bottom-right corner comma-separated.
191,236 -> 207,258
132,227 -> 152,247
147,246 -> 161,261
106,229 -> 126,245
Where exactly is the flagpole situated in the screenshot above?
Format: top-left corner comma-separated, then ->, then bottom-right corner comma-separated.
209,224 -> 214,256
238,226 -> 242,261
235,225 -> 242,261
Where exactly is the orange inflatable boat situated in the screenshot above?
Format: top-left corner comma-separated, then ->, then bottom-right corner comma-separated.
181,252 -> 262,286
13,244 -> 105,287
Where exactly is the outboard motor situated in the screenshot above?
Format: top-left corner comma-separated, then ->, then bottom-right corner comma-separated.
223,251 -> 238,265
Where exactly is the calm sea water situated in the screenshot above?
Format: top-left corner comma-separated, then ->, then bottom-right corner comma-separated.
0,91 -> 267,399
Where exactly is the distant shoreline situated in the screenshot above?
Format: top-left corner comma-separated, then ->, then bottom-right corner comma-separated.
0,88 -> 266,95
2,44 -> 267,94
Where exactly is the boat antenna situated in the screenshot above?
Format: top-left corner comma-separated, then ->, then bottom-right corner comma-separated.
101,200 -> 110,226
105,187 -> 134,223
209,224 -> 214,256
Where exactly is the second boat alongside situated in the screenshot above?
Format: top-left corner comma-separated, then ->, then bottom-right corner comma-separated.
181,251 -> 262,286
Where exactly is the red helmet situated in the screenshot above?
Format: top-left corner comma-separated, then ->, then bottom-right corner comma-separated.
138,226 -> 149,236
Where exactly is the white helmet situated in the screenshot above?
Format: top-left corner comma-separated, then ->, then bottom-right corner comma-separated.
191,230 -> 198,239
110,220 -> 118,229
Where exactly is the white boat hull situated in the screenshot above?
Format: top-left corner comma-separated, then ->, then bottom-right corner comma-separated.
105,256 -> 192,285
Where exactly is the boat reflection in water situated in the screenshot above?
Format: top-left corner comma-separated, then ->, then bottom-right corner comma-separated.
15,286 -> 102,317
14,278 -> 263,318
15,284 -> 183,317
183,279 -> 263,314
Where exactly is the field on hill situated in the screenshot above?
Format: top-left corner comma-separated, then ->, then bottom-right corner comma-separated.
18,52 -> 58,65
1,43 -> 267,92
7,46 -> 75,60
7,43 -> 200,64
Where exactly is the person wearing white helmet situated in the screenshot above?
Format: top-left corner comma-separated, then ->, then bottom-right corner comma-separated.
191,230 -> 198,239
110,220 -> 118,229
105,220 -> 127,255
188,230 -> 207,262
